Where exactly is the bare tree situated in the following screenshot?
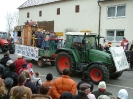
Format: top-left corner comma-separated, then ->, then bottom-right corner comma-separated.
5,11 -> 19,38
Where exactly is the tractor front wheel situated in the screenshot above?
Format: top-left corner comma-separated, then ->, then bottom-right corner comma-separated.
55,52 -> 75,74
87,64 -> 109,84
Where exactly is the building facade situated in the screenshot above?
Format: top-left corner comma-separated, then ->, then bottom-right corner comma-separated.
18,0 -> 133,46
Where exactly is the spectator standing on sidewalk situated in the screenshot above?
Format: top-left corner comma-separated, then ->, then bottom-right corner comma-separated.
117,89 -> 128,99
10,74 -> 32,99
52,68 -> 77,99
77,71 -> 94,92
14,54 -> 26,75
92,81 -> 112,99
0,52 -> 12,67
43,73 -> 53,97
74,83 -> 91,99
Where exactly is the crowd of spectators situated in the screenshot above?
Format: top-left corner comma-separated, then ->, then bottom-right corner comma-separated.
0,53 -> 129,99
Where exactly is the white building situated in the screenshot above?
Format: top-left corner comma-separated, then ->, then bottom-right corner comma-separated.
18,0 -> 133,46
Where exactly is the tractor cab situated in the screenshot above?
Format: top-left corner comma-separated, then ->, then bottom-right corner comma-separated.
64,32 -> 97,50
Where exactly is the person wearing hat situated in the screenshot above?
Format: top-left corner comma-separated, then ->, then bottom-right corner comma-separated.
0,52 -> 12,67
43,73 -> 53,98
2,63 -> 18,87
60,92 -> 74,99
92,81 -> 112,99
52,68 -> 76,99
4,77 -> 14,99
14,54 -> 26,75
3,60 -> 14,73
74,83 -> 91,99
117,89 -> 128,99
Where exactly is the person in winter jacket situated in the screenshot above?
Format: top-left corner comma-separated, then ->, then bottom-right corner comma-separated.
77,71 -> 94,92
10,74 -> 32,99
92,81 -> 112,99
130,48 -> 133,70
43,73 -> 53,98
14,54 -> 26,75
52,68 -> 77,99
0,52 -> 11,67
3,60 -> 14,73
60,92 -> 74,99
129,40 -> 133,51
2,63 -> 18,86
22,70 -> 37,94
4,77 -> 14,99
74,83 -> 91,99
32,72 -> 42,91
32,84 -> 52,99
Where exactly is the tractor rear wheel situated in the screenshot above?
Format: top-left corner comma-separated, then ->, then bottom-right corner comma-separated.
37,57 -> 45,68
87,64 -> 109,84
55,52 -> 75,74
110,72 -> 123,79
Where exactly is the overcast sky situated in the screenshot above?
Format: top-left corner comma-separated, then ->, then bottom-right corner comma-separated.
0,0 -> 27,31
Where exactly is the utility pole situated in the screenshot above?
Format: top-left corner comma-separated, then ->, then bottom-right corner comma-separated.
98,0 -> 101,50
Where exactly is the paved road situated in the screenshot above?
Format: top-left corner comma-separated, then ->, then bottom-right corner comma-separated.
0,53 -> 133,99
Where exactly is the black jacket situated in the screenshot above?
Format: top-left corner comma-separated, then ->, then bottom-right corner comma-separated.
130,51 -> 133,61
2,70 -> 18,86
74,93 -> 89,99
77,78 -> 94,92
92,90 -> 112,99
130,44 -> 133,51
24,79 -> 37,94
0,56 -> 11,67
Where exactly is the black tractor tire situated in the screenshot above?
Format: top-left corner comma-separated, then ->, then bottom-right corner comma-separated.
87,64 -> 109,84
2,49 -> 8,52
9,44 -> 15,54
55,52 -> 75,74
37,57 -> 45,68
110,72 -> 123,79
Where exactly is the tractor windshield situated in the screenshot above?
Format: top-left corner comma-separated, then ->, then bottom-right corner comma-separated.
0,33 -> 7,39
85,36 -> 97,50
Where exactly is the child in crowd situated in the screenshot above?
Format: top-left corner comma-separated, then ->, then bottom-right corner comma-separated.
43,73 -> 53,97
19,63 -> 35,79
33,72 -> 42,91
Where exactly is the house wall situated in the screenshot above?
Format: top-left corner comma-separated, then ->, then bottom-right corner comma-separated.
19,0 -> 99,39
100,0 -> 133,46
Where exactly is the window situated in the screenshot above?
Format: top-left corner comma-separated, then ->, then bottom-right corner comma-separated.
39,11 -> 42,17
27,12 -> 30,18
107,4 -> 126,18
106,30 -> 124,42
75,5 -> 79,13
57,8 -> 60,15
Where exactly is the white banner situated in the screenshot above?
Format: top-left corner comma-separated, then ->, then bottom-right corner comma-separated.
110,47 -> 129,72
15,44 -> 39,60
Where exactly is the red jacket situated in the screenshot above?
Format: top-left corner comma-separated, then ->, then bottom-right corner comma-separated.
52,75 -> 77,99
14,58 -> 26,75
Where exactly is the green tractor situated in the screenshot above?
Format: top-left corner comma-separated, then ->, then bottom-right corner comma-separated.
55,32 -> 123,84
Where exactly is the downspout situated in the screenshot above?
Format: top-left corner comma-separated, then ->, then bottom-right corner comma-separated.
98,0 -> 101,50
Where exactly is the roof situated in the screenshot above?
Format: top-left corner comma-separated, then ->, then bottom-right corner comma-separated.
65,32 -> 97,36
18,0 -> 61,9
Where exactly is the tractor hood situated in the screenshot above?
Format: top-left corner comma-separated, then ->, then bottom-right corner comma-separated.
88,49 -> 113,64
0,38 -> 9,45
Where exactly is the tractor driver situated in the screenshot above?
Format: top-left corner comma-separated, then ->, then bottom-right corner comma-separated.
86,39 -> 92,50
